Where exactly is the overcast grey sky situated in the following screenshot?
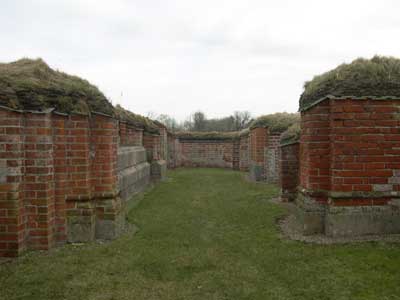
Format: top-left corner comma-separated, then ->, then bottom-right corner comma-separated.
1,0 -> 399,120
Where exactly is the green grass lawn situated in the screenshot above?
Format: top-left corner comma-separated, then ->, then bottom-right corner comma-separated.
1,168 -> 400,300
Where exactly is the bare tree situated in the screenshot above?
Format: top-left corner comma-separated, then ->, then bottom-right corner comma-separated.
232,111 -> 252,130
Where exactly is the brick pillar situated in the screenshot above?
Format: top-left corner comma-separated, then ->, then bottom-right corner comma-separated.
280,142 -> 300,202
249,127 -> 268,181
65,114 -> 93,243
298,101 -> 331,234
265,134 -> 281,183
90,113 -> 123,240
0,108 -> 25,257
24,111 -> 55,250
159,127 -> 168,161
232,140 -> 240,171
239,134 -> 249,172
52,113 -> 68,244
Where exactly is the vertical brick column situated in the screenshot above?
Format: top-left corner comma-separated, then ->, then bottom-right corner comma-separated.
65,114 -> 92,243
90,113 -> 122,240
119,121 -> 143,146
280,142 -> 300,202
0,108 -> 25,257
24,111 -> 55,250
239,134 -> 249,172
297,101 -> 331,234
52,113 -> 68,244
326,98 -> 400,236
249,127 -> 268,181
158,127 -> 168,161
232,140 -> 240,170
266,134 -> 281,183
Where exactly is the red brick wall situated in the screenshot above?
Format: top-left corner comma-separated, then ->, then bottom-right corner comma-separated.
250,127 -> 268,164
143,133 -> 161,162
232,140 -> 240,171
300,98 -> 400,206
119,122 -> 143,146
167,134 -> 181,169
0,109 -> 25,257
299,100 -> 331,204
266,134 -> 281,183
329,98 -> 400,206
239,134 -> 249,171
179,140 -> 235,169
0,108 -> 126,257
280,142 -> 299,202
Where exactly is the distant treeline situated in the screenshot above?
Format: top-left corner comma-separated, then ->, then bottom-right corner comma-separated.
154,111 -> 253,132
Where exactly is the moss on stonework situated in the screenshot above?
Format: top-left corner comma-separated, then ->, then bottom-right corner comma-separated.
176,131 -> 241,141
300,56 -> 400,111
0,58 -> 114,115
250,112 -> 299,133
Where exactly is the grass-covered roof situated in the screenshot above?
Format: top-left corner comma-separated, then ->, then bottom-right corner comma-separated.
0,58 -> 114,115
250,112 -> 299,133
300,56 -> 400,111
280,122 -> 300,145
114,105 -> 160,134
176,131 -> 241,141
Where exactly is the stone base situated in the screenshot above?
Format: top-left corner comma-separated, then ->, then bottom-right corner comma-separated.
295,191 -> 400,237
326,205 -> 400,237
119,162 -> 150,201
249,162 -> 264,182
151,160 -> 167,181
294,191 -> 325,235
280,190 -> 297,202
67,197 -> 126,243
118,146 -> 151,201
67,201 -> 96,243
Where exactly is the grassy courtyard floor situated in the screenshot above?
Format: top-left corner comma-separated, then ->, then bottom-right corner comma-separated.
1,168 -> 400,300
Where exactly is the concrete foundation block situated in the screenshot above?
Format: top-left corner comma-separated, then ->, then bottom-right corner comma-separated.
151,160 -> 167,181
95,211 -> 125,240
67,214 -> 96,243
294,191 -> 326,235
249,162 -> 264,182
325,205 -> 400,237
117,146 -> 147,171
118,162 -> 151,201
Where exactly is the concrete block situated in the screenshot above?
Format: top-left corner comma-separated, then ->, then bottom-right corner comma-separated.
249,162 -> 264,182
325,205 -> 400,237
96,210 -> 125,240
67,214 -> 95,243
151,160 -> 167,181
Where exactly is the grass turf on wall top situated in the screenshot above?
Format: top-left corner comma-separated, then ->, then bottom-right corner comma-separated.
176,131 -> 241,141
300,55 -> 400,111
0,58 -> 162,134
0,58 -> 114,115
114,105 -> 160,134
250,112 -> 299,134
280,122 -> 301,145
